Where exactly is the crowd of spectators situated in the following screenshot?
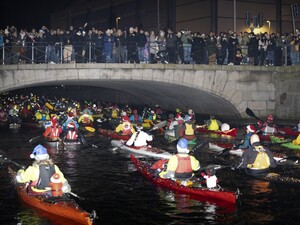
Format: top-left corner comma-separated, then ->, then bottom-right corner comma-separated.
0,24 -> 298,66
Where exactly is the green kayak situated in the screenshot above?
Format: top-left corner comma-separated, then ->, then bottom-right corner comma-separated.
270,136 -> 300,150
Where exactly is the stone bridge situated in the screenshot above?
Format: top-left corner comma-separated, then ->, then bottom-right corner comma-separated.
0,64 -> 299,122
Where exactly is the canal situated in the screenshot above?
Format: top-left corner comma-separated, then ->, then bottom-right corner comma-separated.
0,121 -> 299,225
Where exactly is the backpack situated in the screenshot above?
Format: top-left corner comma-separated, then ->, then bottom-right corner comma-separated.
247,145 -> 270,170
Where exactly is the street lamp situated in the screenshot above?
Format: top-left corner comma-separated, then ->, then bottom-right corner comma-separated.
116,17 -> 121,29
266,20 -> 270,34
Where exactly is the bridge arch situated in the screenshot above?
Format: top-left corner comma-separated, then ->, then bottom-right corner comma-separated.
1,64 -> 299,121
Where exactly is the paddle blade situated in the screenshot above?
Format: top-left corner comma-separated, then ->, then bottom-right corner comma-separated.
85,126 -> 95,132
150,120 -> 167,131
246,108 -> 261,121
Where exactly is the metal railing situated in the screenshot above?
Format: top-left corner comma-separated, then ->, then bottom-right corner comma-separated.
0,41 -> 293,66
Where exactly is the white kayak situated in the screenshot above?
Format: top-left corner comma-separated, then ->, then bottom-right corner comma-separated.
209,142 -> 284,162
111,140 -> 172,159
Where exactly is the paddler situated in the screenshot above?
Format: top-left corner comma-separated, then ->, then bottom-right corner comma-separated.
16,144 -> 71,196
232,134 -> 277,176
126,123 -> 153,147
115,115 -> 136,136
159,138 -> 200,180
205,115 -> 222,131
235,125 -> 256,149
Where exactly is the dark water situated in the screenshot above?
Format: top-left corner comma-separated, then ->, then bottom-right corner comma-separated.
0,124 -> 299,225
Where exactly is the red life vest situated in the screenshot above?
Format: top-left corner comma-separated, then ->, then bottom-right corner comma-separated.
175,155 -> 193,179
66,130 -> 77,140
51,127 -> 60,138
50,182 -> 63,197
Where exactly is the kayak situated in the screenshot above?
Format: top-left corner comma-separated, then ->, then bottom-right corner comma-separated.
111,140 -> 172,159
211,155 -> 300,186
208,142 -> 234,152
278,127 -> 300,137
45,140 -> 62,148
130,155 -> 239,205
196,126 -> 238,137
99,128 -> 131,141
270,135 -> 300,150
8,166 -> 95,225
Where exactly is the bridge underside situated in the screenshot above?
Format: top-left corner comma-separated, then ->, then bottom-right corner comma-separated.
13,79 -> 241,122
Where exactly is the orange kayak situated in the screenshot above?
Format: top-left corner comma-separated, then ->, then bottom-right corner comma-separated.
8,166 -> 95,225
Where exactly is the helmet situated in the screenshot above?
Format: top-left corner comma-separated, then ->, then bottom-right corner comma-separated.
267,114 -> 273,122
250,134 -> 260,145
176,108 -> 181,113
168,113 -> 174,119
67,122 -> 75,128
221,123 -> 230,131
177,138 -> 189,153
188,109 -> 193,114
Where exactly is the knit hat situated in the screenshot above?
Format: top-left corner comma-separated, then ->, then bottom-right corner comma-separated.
246,125 -> 256,133
30,144 -> 49,161
122,116 -> 130,122
50,173 -> 61,183
177,138 -> 189,154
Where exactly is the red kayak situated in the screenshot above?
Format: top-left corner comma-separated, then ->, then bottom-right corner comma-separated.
98,128 -> 131,141
196,127 -> 238,137
8,166 -> 95,225
130,155 -> 239,206
278,127 -> 300,137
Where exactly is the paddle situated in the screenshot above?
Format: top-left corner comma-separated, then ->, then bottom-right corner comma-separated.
68,191 -> 85,200
200,164 -> 230,171
85,126 -> 95,133
29,135 -> 43,144
246,107 -> 262,121
149,120 -> 167,132
0,150 -> 25,168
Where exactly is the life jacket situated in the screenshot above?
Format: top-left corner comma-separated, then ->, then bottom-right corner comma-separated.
247,145 -> 270,170
208,119 -> 219,131
185,123 -> 194,136
66,130 -> 77,140
175,155 -> 193,179
51,127 -> 60,138
111,109 -> 118,118
36,164 -> 55,189
50,174 -> 63,197
262,125 -> 276,135
122,122 -> 132,135
50,181 -> 63,197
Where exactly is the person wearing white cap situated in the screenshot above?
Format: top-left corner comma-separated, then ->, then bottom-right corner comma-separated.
16,144 -> 71,195
159,138 -> 200,180
236,125 -> 256,149
126,123 -> 153,147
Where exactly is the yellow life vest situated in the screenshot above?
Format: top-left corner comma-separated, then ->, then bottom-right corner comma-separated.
185,123 -> 194,136
247,146 -> 270,170
292,134 -> 300,145
208,119 -> 219,131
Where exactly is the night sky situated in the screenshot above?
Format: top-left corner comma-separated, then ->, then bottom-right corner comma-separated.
1,0 -> 74,30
